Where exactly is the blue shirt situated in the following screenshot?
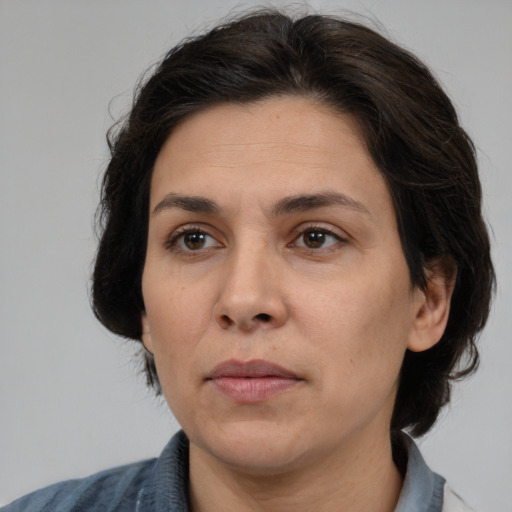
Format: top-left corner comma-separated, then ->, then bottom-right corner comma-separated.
2,431 -> 448,511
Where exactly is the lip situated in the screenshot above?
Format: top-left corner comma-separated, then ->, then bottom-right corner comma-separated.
207,359 -> 302,403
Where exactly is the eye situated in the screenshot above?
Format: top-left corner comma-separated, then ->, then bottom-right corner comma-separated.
170,229 -> 221,252
293,228 -> 344,250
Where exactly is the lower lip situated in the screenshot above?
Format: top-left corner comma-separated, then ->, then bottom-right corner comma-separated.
210,377 -> 300,403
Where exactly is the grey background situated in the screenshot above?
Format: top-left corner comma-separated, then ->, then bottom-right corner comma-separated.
0,0 -> 510,509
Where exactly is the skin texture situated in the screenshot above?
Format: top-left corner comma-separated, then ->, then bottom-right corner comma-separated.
141,96 -> 453,512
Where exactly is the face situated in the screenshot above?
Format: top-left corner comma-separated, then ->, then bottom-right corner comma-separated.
141,96 -> 428,474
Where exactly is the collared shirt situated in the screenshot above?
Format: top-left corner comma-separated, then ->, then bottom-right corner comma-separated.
1,431 -> 473,511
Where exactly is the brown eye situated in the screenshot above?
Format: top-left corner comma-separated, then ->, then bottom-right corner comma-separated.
171,229 -> 220,252
294,228 -> 342,250
303,230 -> 327,248
183,231 -> 207,250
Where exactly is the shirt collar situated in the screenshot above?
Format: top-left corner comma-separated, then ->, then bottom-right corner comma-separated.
137,430 -> 190,512
393,431 -> 445,512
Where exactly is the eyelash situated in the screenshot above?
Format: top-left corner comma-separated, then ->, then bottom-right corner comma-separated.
165,226 -> 220,253
165,224 -> 348,255
290,225 -> 347,253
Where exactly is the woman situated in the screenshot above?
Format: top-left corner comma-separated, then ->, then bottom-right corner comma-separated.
4,9 -> 494,512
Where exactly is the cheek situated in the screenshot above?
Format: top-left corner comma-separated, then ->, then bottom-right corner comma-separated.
294,269 -> 412,388
142,276 -> 215,385
144,269 -> 212,337
144,287 -> 209,421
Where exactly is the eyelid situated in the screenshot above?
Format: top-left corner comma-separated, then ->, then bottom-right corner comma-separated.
163,221 -> 349,253
288,223 -> 350,254
165,223 -> 223,251
290,223 -> 349,242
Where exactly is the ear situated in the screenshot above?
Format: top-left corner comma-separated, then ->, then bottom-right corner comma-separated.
141,313 -> 154,354
407,257 -> 457,353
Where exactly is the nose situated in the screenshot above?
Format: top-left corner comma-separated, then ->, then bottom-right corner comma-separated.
213,245 -> 288,332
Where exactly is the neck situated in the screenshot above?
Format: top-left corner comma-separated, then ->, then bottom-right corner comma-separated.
188,428 -> 403,512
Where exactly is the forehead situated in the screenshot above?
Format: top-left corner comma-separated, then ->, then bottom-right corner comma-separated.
150,96 -> 392,219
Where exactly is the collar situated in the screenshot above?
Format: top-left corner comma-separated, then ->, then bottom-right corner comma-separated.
136,430 -> 190,511
394,431 -> 445,511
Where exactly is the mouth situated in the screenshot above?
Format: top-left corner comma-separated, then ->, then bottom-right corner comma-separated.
206,359 -> 303,403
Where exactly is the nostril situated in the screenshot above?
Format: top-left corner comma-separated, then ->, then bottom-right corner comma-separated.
220,314 -> 233,328
216,311 -> 276,330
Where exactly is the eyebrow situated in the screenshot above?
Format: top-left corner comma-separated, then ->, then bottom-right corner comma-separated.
153,193 -> 218,215
271,192 -> 370,216
152,191 -> 369,217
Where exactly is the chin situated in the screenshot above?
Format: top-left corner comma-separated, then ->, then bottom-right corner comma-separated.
192,420 -> 312,475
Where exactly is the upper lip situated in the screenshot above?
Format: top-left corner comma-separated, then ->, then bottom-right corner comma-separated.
207,359 -> 300,379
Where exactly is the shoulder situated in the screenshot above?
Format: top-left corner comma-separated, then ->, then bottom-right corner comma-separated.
2,431 -> 190,512
1,458 -> 156,512
443,485 -> 476,512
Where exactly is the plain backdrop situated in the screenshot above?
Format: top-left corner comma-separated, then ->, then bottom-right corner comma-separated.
1,0 -> 511,509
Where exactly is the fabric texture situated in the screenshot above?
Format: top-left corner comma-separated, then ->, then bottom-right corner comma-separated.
2,430 -> 473,511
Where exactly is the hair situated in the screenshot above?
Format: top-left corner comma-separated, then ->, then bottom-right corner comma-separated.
92,9 -> 495,437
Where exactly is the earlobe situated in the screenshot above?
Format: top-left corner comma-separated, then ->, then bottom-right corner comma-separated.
407,258 -> 457,353
141,313 -> 154,354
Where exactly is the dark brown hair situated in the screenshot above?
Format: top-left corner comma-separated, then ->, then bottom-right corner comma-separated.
92,10 -> 495,436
